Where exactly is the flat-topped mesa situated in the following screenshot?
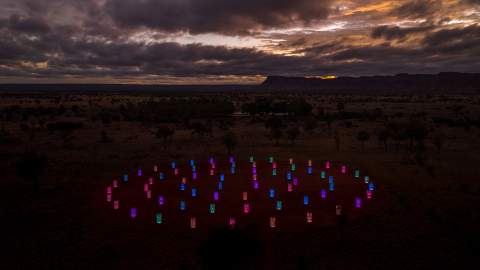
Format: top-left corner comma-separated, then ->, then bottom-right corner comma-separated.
260,73 -> 480,94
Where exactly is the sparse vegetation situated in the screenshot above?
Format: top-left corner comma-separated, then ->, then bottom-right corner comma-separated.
2,91 -> 479,270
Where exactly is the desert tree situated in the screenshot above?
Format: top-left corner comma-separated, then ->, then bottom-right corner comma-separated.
264,116 -> 284,130
414,145 -> 427,166
356,130 -> 370,151
286,98 -> 313,117
303,116 -> 317,135
99,130 -> 113,143
324,114 -> 334,134
386,121 -> 407,151
190,122 -> 211,139
268,128 -> 283,146
0,124 -> 13,144
286,126 -> 300,145
222,131 -> 238,154
47,121 -> 83,147
334,130 -> 341,152
432,131 -> 446,152
264,116 -> 285,146
316,106 -> 325,116
217,118 -> 235,130
377,128 -> 390,151
156,125 -> 175,149
406,120 -> 428,149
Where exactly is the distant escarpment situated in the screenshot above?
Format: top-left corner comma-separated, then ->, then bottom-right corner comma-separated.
261,73 -> 480,94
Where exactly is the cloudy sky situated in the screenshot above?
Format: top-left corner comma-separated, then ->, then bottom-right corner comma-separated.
0,0 -> 479,84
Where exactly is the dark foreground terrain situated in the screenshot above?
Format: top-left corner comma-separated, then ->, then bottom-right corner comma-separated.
2,89 -> 480,269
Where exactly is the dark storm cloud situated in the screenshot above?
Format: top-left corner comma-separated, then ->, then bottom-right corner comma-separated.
423,24 -> 480,54
329,44 -> 421,62
301,42 -> 342,56
0,39 -> 30,61
105,0 -> 333,35
463,0 -> 480,4
20,0 -> 102,15
0,0 -> 479,82
2,20 -> 479,80
371,25 -> 433,40
300,29 -> 480,74
5,14 -> 50,33
290,38 -> 307,47
388,0 -> 441,19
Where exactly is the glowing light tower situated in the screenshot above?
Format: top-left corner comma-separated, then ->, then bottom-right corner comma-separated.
270,217 -> 276,228
355,197 -> 362,208
156,213 -> 163,224
243,203 -> 250,214
179,200 -> 186,211
130,208 -> 137,218
229,217 -> 236,228
242,192 -> 248,201
158,195 -> 165,206
303,195 -> 309,206
321,189 -> 327,199
269,188 -> 275,199
306,212 -> 313,223
113,200 -> 119,210
276,201 -> 282,211
190,217 -> 197,229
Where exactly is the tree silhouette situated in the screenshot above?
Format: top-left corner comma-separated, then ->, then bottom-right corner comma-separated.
265,116 -> 284,146
156,125 -> 175,149
356,130 -> 370,151
190,122 -> 211,139
268,128 -> 283,146
222,131 -> 238,154
433,131 -> 446,152
377,128 -> 390,151
47,121 -> 83,147
303,117 -> 317,135
98,130 -> 113,143
324,114 -> 334,134
265,116 -> 283,130
286,98 -> 313,116
0,124 -> 13,144
286,126 -> 300,145
406,120 -> 428,149
334,130 -> 341,152
386,121 -> 408,151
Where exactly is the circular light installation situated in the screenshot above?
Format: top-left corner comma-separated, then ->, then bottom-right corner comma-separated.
105,156 -> 377,230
